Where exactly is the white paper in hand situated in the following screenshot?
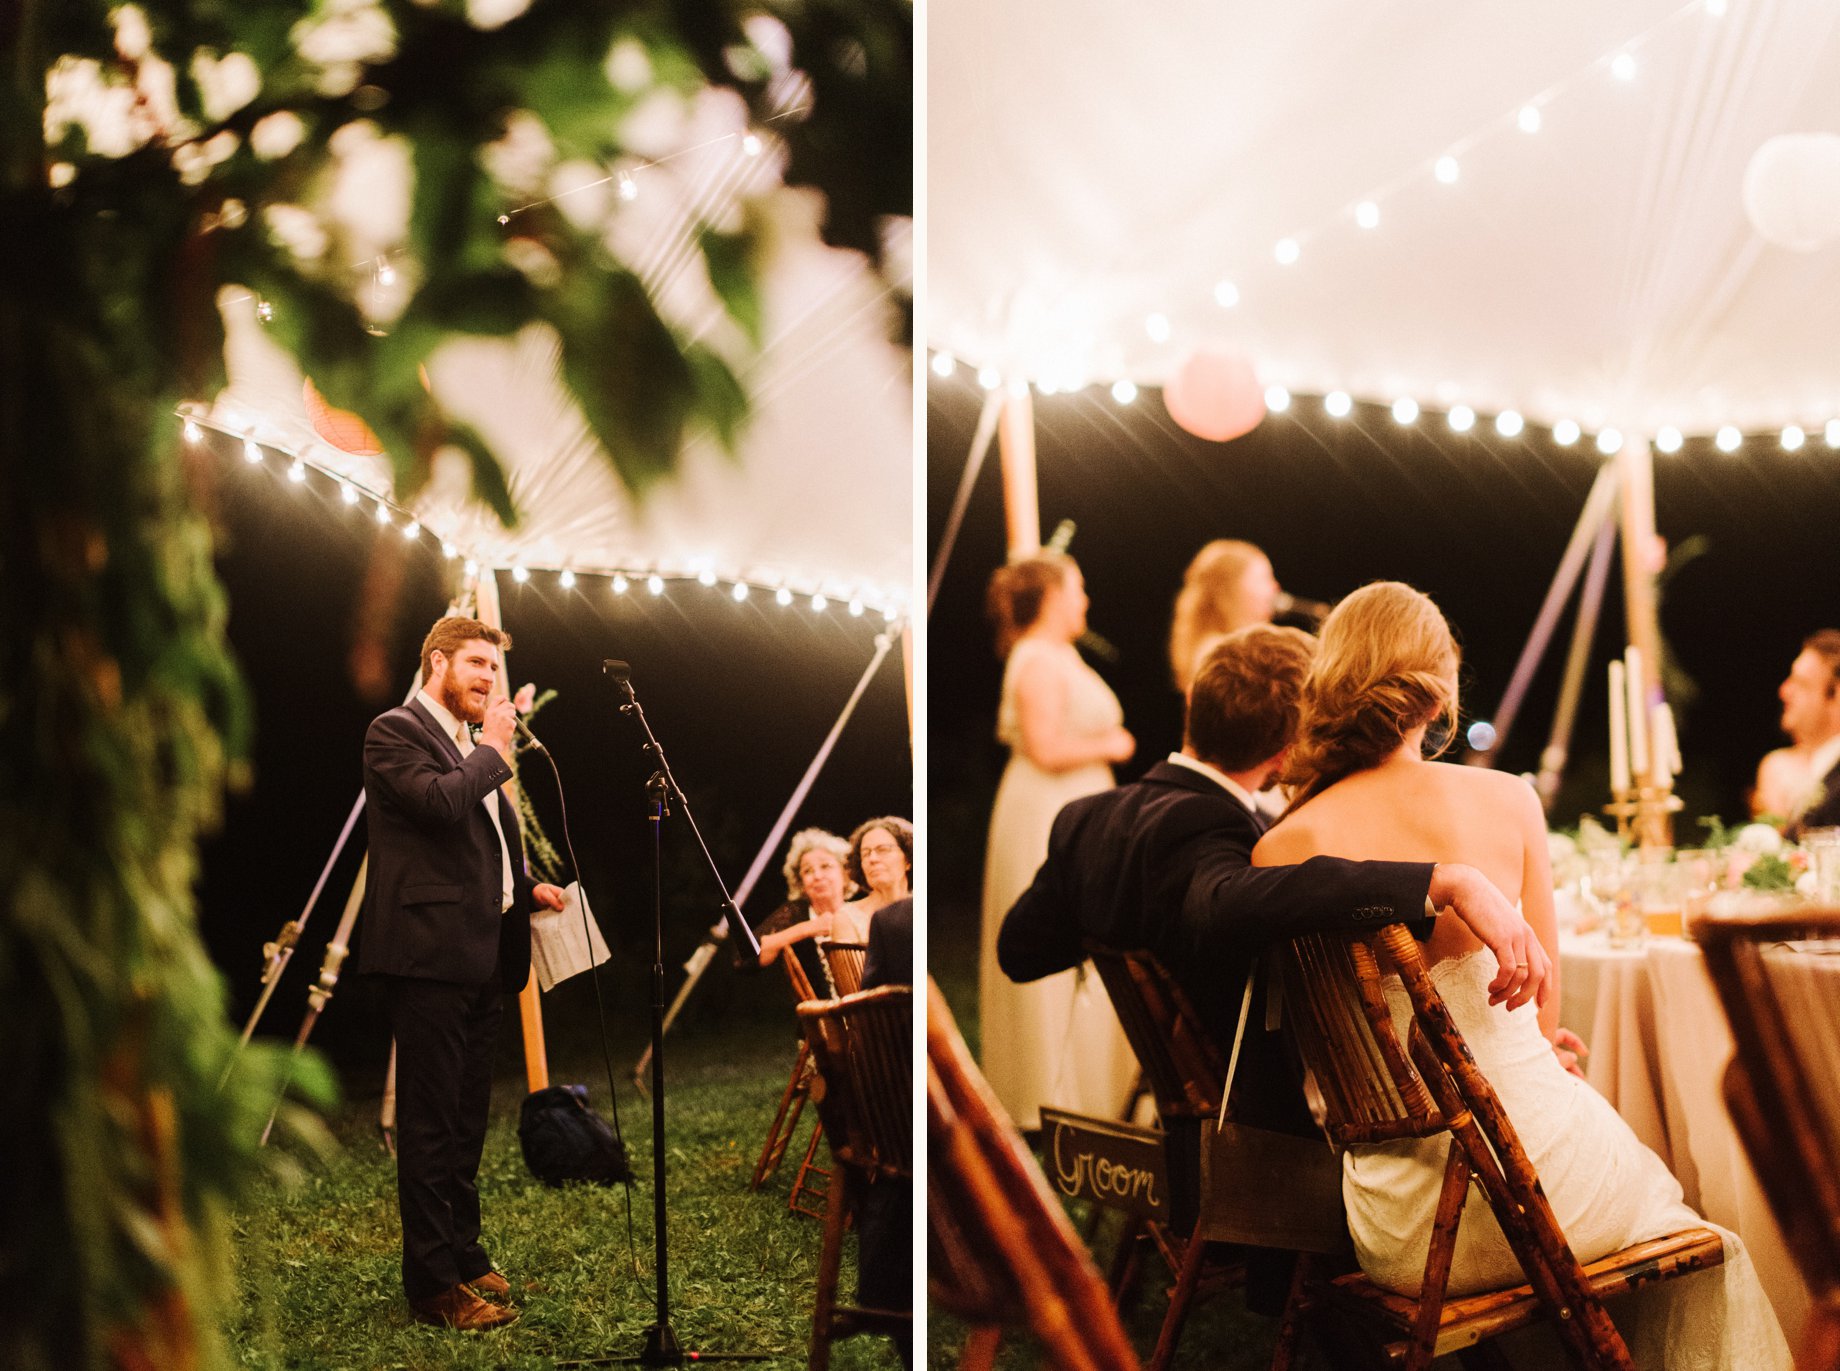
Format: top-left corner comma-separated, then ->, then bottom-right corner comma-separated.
530,881 -> 611,992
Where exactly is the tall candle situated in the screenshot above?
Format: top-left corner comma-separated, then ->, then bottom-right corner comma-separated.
1608,660 -> 1630,792
1624,646 -> 1649,782
1650,701 -> 1679,780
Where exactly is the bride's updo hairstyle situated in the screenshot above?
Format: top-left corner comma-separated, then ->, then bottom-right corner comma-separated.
1283,581 -> 1460,804
987,551 -> 1074,659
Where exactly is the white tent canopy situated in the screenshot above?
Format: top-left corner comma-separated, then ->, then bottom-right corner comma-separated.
205,88 -> 912,620
930,0 -> 1840,439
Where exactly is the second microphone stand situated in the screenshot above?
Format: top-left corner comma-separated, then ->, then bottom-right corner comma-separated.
572,661 -> 768,1367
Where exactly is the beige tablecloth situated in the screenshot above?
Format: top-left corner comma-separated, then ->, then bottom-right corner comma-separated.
1558,931 -> 1812,1347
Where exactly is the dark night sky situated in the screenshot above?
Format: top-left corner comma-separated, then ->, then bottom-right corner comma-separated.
196,442 -> 911,1074
926,376 -> 1840,916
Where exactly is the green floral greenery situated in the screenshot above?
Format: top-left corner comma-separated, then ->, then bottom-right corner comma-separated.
3,1 -> 908,1367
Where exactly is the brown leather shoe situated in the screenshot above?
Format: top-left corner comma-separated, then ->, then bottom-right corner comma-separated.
467,1270 -> 512,1301
410,1283 -> 518,1330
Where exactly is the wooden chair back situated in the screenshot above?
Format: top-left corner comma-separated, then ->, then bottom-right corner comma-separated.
926,979 -> 1142,1371
799,985 -> 912,1182
1280,924 -> 1716,1371
781,942 -> 820,1005
1084,941 -> 1227,1120
1694,902 -> 1840,1371
825,941 -> 868,998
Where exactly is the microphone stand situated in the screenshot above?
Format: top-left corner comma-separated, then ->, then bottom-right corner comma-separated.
569,661 -> 768,1367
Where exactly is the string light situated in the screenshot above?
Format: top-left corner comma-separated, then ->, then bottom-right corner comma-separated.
882,606 -> 898,623
1449,405 -> 1475,432
255,300 -> 274,322
1554,420 -> 1581,446
1518,104 -> 1542,133
511,563 -> 529,582
1324,391 -> 1352,418
341,481 -> 360,504
287,460 -> 307,482
741,133 -> 762,157
1596,427 -> 1622,455
811,593 -> 828,612
1705,0 -> 1727,14
497,214 -> 510,225
731,581 -> 749,602
617,173 -> 638,201
402,520 -> 420,540
464,559 -> 479,577
243,439 -> 263,463
377,263 -> 397,286
977,365 -> 1000,391
441,540 -> 458,559
932,352 -> 955,378
183,420 -> 203,444
848,597 -> 865,617
1716,426 -> 1742,453
697,567 -> 717,586
558,568 -> 576,588
612,573 -> 629,594
1392,397 -> 1419,425
648,574 -> 664,596
1213,280 -> 1239,307
1611,52 -> 1636,81
375,502 -> 391,526
1782,425 -> 1805,452
1434,156 -> 1460,185
775,586 -> 792,606
1354,200 -> 1380,230
1495,411 -> 1524,437
1111,380 -> 1137,405
1656,426 -> 1683,453
1274,238 -> 1300,265
1144,313 -> 1170,342
1264,384 -> 1291,413
1827,419 -> 1840,448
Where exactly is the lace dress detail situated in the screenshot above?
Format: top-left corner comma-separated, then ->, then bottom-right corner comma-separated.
1343,949 -> 1790,1370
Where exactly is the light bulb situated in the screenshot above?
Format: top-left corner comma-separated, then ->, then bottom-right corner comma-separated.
183,420 -> 203,444
648,574 -> 664,596
1656,427 -> 1683,453
1435,156 -> 1460,185
732,581 -> 749,602
1449,406 -> 1476,433
464,559 -> 479,577
1274,238 -> 1300,265
243,439 -> 263,464
742,133 -> 762,157
341,481 -> 360,504
1596,427 -> 1622,455
375,502 -> 391,526
977,365 -> 1001,391
811,593 -> 828,612
618,174 -> 637,201
1705,0 -> 1727,14
441,540 -> 458,559
931,352 -> 955,378
1554,419 -> 1581,446
256,300 -> 274,322
402,521 -> 420,540
378,263 -> 397,286
848,598 -> 865,617
1518,104 -> 1542,134
1826,419 -> 1840,448
612,574 -> 628,594
1782,425 -> 1805,451
1495,411 -> 1524,438
288,461 -> 307,483
883,606 -> 898,623
1145,313 -> 1170,342
1354,201 -> 1380,230
1265,385 -> 1291,413
1214,280 -> 1239,308
1325,391 -> 1352,418
697,567 -> 716,586
511,563 -> 529,582
1111,379 -> 1137,405
775,586 -> 792,606
559,568 -> 576,588
1392,397 -> 1419,425
1716,426 -> 1742,453
1611,53 -> 1636,81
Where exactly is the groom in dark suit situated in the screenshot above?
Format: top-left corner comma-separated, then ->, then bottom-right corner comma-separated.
999,625 -> 1546,1138
358,616 -> 567,1330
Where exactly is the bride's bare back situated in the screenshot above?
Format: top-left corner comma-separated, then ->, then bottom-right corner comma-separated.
1254,742 -> 1560,1040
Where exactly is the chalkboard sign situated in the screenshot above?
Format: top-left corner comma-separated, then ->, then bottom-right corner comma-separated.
1038,1106 -> 1170,1223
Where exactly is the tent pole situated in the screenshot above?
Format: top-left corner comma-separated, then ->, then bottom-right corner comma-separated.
1616,433 -> 1672,845
1534,506 -> 1620,811
998,385 -> 1041,555
927,389 -> 1004,614
630,630 -> 899,1087
1466,463 -> 1620,768
902,620 -> 914,756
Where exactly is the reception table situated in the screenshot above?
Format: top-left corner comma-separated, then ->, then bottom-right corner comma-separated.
1558,930 -> 1811,1347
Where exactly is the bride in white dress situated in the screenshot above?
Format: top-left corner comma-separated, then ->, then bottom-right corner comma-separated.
978,552 -> 1139,1130
1253,581 -> 1790,1371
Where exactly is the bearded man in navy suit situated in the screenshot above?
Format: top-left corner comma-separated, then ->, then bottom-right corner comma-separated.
358,616 -> 568,1330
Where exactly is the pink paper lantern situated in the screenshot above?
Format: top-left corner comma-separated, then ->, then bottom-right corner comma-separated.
1162,347 -> 1265,442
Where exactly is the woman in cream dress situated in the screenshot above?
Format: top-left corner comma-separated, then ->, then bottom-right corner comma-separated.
978,552 -> 1138,1130
1253,582 -> 1789,1371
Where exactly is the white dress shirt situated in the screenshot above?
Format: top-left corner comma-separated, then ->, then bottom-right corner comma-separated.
418,690 -> 515,912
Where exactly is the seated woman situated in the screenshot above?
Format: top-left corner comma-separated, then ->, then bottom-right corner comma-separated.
756,828 -> 857,992
845,816 -> 913,933
1252,581 -> 1789,1370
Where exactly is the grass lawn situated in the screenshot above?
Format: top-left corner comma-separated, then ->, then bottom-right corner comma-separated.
227,975 -> 905,1370
924,898 -> 1283,1371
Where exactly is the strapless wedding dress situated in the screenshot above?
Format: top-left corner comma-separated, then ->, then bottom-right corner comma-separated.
1343,948 -> 1791,1370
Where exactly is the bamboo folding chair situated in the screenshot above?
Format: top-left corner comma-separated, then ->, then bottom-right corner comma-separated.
751,952 -> 831,1221
927,978 -> 1143,1371
825,941 -> 868,997
1281,924 -> 1725,1371
799,985 -> 913,1371
1085,941 -> 1302,1371
1694,902 -> 1840,1371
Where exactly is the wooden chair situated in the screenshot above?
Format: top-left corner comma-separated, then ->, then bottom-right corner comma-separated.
751,953 -> 831,1221
825,940 -> 868,997
1086,941 -> 1299,1371
1280,924 -> 1725,1370
927,978 -> 1142,1371
1694,902 -> 1840,1371
799,985 -> 913,1370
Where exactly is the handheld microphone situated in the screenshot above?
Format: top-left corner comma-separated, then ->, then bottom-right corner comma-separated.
514,714 -> 548,753
1274,591 -> 1333,621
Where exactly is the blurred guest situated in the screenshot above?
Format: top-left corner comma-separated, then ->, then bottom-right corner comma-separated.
978,552 -> 1137,1130
756,829 -> 858,990
1168,539 -> 1282,693
862,896 -> 912,989
1766,631 -> 1840,835
847,816 -> 912,922
856,892 -> 914,1367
